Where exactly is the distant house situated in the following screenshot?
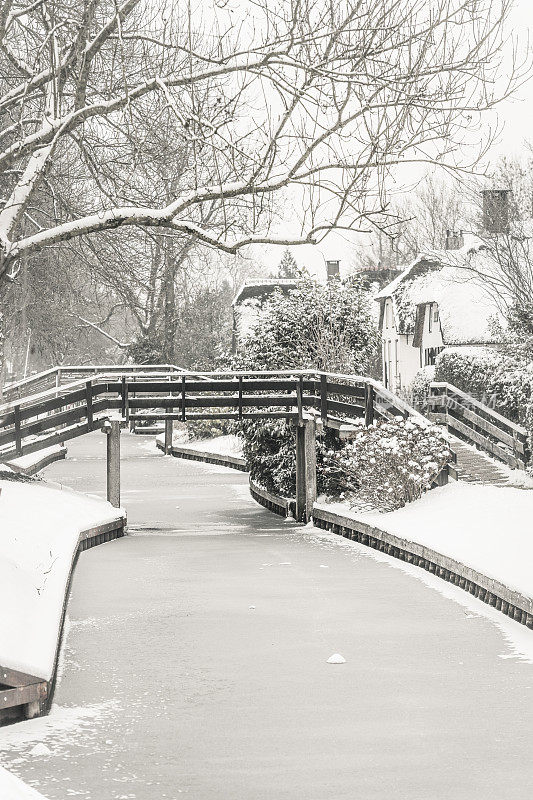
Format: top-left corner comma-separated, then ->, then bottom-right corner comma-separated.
375,235 -> 505,391
232,278 -> 300,352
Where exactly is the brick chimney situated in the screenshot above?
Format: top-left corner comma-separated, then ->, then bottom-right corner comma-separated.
326,260 -> 340,281
445,229 -> 464,250
482,189 -> 510,234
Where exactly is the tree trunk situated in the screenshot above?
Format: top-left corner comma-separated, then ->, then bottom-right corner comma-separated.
162,247 -> 177,363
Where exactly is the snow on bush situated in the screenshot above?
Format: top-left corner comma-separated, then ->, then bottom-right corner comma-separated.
322,417 -> 452,512
404,365 -> 435,412
435,347 -> 533,424
434,348 -> 503,401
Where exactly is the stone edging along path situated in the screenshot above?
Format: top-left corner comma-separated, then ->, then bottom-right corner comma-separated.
160,441 -> 533,632
0,513 -> 126,727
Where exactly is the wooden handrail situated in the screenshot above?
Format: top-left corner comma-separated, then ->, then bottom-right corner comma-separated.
428,380 -> 529,468
0,368 -> 439,464
430,381 -> 527,436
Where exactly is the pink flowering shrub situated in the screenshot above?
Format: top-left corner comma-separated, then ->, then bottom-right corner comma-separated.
322,417 -> 452,512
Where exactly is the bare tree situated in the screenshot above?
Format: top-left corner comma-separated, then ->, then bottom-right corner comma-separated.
0,0 -> 522,283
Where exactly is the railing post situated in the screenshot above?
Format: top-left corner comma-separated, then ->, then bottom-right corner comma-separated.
164,418 -> 173,454
238,376 -> 243,420
14,405 -> 22,456
320,373 -> 328,426
181,376 -> 186,422
85,381 -> 93,430
295,416 -> 317,523
364,382 -> 374,427
105,419 -> 121,508
434,463 -> 449,486
296,376 -> 304,424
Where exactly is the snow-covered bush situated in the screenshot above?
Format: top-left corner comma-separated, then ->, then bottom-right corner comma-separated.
236,276 -> 380,494
241,420 -> 296,496
241,419 -> 343,497
186,416 -> 234,441
434,347 -> 533,425
322,418 -> 452,512
236,277 -> 379,374
434,348 -> 503,400
405,365 -> 435,412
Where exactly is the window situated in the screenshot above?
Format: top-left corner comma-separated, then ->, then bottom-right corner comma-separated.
424,346 -> 444,366
433,309 -> 439,323
428,304 -> 432,333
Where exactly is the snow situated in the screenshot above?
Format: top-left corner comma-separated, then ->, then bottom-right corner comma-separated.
182,435 -> 244,458
400,263 -> 504,344
305,526 -> 533,663
0,766 -> 49,798
0,480 -> 124,679
156,432 -> 244,458
316,481 -> 533,600
326,653 -> 346,664
376,236 -> 506,344
6,445 -> 66,473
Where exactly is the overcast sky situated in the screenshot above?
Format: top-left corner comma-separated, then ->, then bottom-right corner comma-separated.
258,0 -> 533,280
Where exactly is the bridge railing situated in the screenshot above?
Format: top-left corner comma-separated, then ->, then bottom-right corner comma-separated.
0,368 -> 433,463
1,364 -> 187,404
428,381 -> 529,469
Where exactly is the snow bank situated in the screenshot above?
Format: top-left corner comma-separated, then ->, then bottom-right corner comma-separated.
0,480 -> 123,679
0,765 -> 49,799
317,482 -> 533,599
180,434 -> 244,458
6,445 -> 66,474
156,433 -> 244,458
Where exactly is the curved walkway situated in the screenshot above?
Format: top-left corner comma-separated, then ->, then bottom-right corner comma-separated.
1,432 -> 533,799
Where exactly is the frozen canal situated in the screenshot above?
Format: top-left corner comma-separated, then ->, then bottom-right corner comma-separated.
1,431 -> 533,799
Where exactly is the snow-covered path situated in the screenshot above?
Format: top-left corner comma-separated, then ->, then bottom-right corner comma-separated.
2,431 -> 533,799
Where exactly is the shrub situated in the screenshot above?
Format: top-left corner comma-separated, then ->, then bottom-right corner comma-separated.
240,420 -> 296,496
405,365 -> 435,412
322,417 -> 452,512
240,419 -> 343,497
434,348 -> 503,400
186,416 -> 235,441
236,277 -> 379,374
434,347 -> 533,426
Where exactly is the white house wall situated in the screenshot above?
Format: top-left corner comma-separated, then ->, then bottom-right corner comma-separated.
381,299 -> 444,390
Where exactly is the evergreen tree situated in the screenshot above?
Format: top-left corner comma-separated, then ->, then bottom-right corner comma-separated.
277,249 -> 299,278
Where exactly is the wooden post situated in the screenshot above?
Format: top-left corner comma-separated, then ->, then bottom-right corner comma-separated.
164,418 -> 173,454
296,376 -> 303,424
181,376 -> 186,422
121,376 -> 127,419
364,382 -> 374,427
320,373 -> 328,426
238,376 -> 243,420
14,405 -> 22,456
305,416 -> 317,517
434,463 -> 449,486
105,420 -> 121,508
295,416 -> 317,523
85,381 -> 93,430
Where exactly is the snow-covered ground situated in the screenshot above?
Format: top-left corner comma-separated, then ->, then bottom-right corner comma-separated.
0,765 -> 49,798
5,444 -> 66,475
316,481 -> 533,600
157,432 -> 245,458
0,479 -> 124,679
177,434 -> 244,458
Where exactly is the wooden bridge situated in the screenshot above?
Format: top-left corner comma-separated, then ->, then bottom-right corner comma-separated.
0,365 -> 429,522
2,363 -> 528,517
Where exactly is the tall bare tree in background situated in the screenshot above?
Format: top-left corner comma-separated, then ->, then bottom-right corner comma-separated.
0,0 -> 521,277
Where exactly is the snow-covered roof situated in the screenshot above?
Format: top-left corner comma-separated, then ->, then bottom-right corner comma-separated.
232,278 -> 299,306
375,235 -> 506,345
